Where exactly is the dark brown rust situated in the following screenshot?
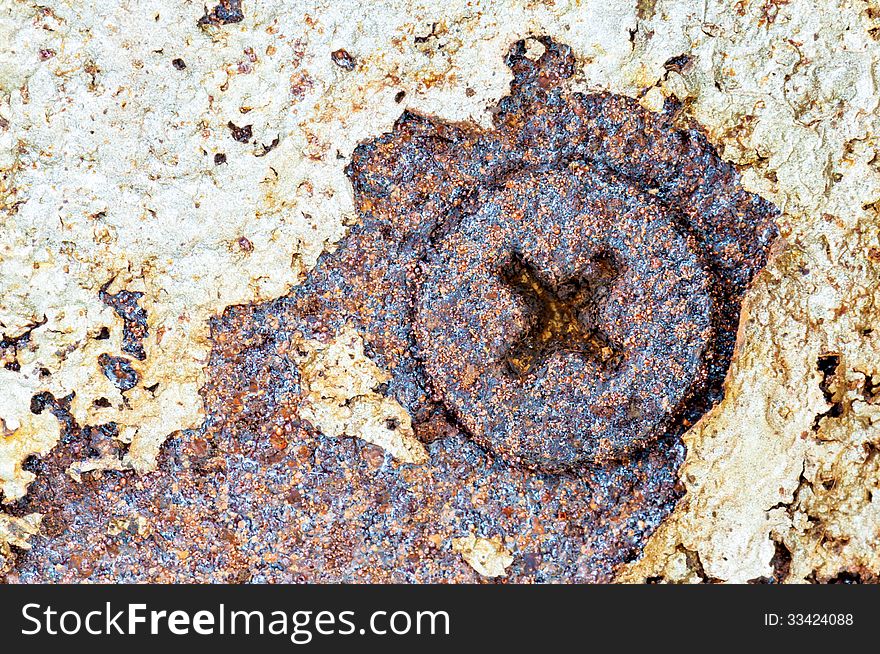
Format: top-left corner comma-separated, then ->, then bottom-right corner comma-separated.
4,38 -> 778,583
1,317 -> 46,372
97,353 -> 139,392
100,283 -> 148,361
227,121 -> 253,143
415,168 -> 713,470
331,49 -> 356,71
194,38 -> 776,579
198,0 -> 244,27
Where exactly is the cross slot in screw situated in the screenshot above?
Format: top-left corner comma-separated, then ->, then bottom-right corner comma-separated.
501,251 -> 621,378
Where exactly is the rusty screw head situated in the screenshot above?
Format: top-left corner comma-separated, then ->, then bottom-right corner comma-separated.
415,169 -> 713,470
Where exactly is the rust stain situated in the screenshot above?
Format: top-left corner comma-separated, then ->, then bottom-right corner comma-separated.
198,0 -> 244,27
3,38 -> 778,583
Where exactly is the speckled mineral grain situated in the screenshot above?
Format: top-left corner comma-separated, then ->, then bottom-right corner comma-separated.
1,0 -> 879,584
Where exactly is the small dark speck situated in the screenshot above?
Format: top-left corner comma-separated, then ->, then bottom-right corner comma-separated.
214,152 -> 227,165
172,58 -> 187,70
394,90 -> 406,103
331,49 -> 356,71
227,121 -> 252,143
465,88 -> 476,98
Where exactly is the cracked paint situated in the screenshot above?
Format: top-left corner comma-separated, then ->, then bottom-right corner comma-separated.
1,0 -> 879,582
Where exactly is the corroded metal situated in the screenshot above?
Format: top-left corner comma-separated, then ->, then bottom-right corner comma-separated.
198,0 -> 244,27
100,283 -> 148,361
415,168 -> 713,469
4,38 -> 778,583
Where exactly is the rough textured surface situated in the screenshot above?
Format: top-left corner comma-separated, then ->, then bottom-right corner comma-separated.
0,512 -> 40,574
294,326 -> 428,465
1,0 -> 879,583
452,534 -> 514,578
193,39 -> 775,583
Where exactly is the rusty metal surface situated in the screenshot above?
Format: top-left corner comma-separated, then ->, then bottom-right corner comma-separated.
99,284 -> 149,362
415,168 -> 713,469
3,39 -> 777,583
198,1 -> 244,27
